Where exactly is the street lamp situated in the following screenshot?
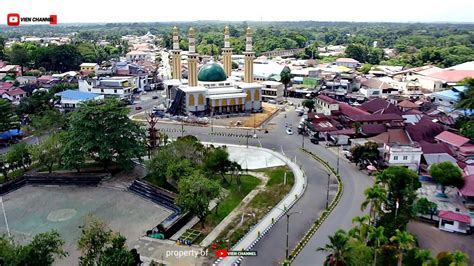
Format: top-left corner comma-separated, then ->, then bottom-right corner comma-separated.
336,144 -> 340,175
276,207 -> 300,261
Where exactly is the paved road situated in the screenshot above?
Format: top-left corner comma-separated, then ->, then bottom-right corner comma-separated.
2,97 -> 372,265
150,103 -> 372,265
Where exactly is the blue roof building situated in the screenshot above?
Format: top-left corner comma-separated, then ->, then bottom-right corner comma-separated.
431,86 -> 472,116
55,89 -> 104,110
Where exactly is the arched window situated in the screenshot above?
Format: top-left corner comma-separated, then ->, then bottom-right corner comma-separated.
246,90 -> 251,101
254,90 -> 260,100
230,98 -> 236,105
188,94 -> 195,106
198,94 -> 204,105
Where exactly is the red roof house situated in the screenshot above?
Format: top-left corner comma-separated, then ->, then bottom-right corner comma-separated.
438,210 -> 471,224
435,131 -> 470,149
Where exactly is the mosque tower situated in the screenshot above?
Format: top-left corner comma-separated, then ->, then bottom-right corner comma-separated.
222,26 -> 233,77
171,27 -> 182,80
243,27 -> 254,83
187,27 -> 198,87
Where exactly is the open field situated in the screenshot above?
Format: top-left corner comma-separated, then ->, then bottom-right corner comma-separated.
0,185 -> 171,265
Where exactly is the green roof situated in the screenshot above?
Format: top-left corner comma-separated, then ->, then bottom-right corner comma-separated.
198,62 -> 227,82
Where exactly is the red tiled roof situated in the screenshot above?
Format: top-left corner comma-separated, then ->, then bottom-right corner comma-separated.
361,124 -> 387,136
359,98 -> 400,114
419,140 -> 453,155
438,210 -> 471,224
350,113 -> 403,123
329,128 -> 356,135
398,100 -> 418,109
0,89 -> 6,95
5,88 -> 26,96
459,145 -> 474,154
317,95 -> 339,104
0,82 -> 14,90
338,103 -> 369,118
435,131 -> 470,148
406,119 -> 445,142
427,70 -> 474,83
370,129 -> 411,145
37,75 -> 55,82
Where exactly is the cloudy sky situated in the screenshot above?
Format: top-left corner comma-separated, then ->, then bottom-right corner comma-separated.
1,0 -> 473,24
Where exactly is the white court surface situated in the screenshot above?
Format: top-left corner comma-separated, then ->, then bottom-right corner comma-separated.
227,145 -> 286,170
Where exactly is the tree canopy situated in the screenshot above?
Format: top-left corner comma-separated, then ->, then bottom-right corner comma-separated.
429,161 -> 464,192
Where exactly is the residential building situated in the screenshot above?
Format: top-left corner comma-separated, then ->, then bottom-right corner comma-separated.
438,210 -> 471,234
431,86 -> 472,116
315,95 -> 339,115
435,131 -> 470,151
2,88 -> 26,104
126,50 -> 153,62
80,63 -> 99,76
261,81 -> 284,103
55,89 -> 104,110
358,98 -> 401,114
78,76 -> 137,101
360,78 -> 397,98
334,58 -> 359,68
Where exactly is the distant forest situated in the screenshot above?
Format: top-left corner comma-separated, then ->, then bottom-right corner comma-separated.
1,21 -> 473,68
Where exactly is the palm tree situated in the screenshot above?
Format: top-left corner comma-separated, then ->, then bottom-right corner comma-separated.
455,78 -> 474,112
390,229 -> 415,266
368,226 -> 387,266
349,215 -> 370,242
361,185 -> 387,225
317,229 -> 352,266
415,249 -> 436,266
450,250 -> 469,266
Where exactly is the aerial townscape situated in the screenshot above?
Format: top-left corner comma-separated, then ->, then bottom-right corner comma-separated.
1,1 -> 474,266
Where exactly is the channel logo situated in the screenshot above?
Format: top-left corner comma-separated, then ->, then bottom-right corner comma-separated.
216,249 -> 228,258
7,13 -> 20,26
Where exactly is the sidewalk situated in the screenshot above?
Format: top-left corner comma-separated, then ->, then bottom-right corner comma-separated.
203,143 -> 306,266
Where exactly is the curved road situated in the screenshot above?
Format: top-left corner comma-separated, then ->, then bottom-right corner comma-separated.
155,104 -> 372,265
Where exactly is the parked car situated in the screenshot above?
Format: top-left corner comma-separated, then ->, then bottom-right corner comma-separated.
135,106 -> 143,110
152,95 -> 159,99
286,128 -> 293,135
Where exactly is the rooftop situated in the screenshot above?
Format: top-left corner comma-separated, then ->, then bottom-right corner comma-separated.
438,210 -> 471,224
55,89 -> 101,101
336,57 -> 359,63
358,98 -> 401,114
317,95 -> 339,104
427,70 -> 474,83
435,131 -> 470,148
370,129 -> 411,145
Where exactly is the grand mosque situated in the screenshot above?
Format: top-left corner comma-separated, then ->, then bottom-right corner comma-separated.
166,26 -> 263,116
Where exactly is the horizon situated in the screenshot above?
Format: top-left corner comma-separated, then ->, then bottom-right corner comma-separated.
1,0 -> 473,25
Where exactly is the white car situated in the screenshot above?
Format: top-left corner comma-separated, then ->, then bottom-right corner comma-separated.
286,128 -> 294,135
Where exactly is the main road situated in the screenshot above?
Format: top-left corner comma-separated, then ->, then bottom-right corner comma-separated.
152,103 -> 373,265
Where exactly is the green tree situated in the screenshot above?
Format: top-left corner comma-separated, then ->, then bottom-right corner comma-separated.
30,109 -> 65,135
415,249 -> 437,266
6,142 -> 31,171
455,78 -> 474,112
350,141 -> 379,168
66,99 -> 146,170
77,215 -> 134,266
203,146 -> 232,184
32,133 -> 63,173
176,172 -> 221,228
280,66 -> 291,101
6,43 -> 30,74
368,226 -> 387,266
360,63 -> 372,74
317,229 -> 352,266
429,162 -> 464,194
0,99 -> 19,132
459,117 -> 474,140
302,99 -> 315,113
361,185 -> 387,225
450,250 -> 469,266
349,215 -> 370,242
0,230 -> 66,266
414,197 -> 437,220
390,229 -> 415,266
376,166 -> 421,236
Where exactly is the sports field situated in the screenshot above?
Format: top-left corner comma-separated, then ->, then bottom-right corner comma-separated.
0,185 -> 171,265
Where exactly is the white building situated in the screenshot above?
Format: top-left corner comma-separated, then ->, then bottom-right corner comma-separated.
126,50 -> 153,62
383,143 -> 422,172
335,58 -> 359,69
78,76 -> 137,101
438,210 -> 471,234
55,89 -> 104,110
315,95 -> 339,115
261,81 -> 284,103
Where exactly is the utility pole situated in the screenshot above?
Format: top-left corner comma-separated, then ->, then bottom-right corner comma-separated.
211,111 -> 214,133
253,113 -> 256,135
326,173 -> 330,209
302,132 -> 305,149
246,129 -> 249,148
181,121 -> 184,137
336,144 -> 340,175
